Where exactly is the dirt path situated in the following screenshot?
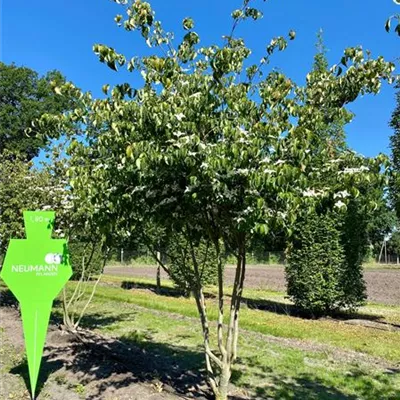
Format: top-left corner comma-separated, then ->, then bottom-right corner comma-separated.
104,265 -> 400,305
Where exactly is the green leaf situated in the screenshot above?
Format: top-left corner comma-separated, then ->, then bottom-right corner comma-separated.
115,14 -> 122,25
127,60 -> 135,72
182,17 -> 194,31
102,84 -> 110,95
107,61 -> 118,71
385,18 -> 391,33
231,9 -> 242,19
126,145 -> 133,158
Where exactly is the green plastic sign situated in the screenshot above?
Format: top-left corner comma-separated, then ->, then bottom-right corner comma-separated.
0,211 -> 72,399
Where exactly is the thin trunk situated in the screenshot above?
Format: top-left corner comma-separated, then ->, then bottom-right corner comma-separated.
379,241 -> 384,263
225,252 -> 241,362
74,273 -> 102,329
233,247 -> 246,361
65,256 -> 86,325
63,249 -> 108,332
156,251 -> 161,293
215,240 -> 227,360
147,245 -> 170,275
186,229 -> 221,397
385,240 -> 388,264
62,288 -> 73,328
193,287 -> 220,395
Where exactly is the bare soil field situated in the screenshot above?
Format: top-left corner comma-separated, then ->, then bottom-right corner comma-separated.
104,265 -> 400,305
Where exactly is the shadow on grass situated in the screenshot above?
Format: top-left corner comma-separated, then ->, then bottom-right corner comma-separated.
120,280 -> 216,299
121,280 -> 185,297
249,371 -> 400,400
50,306 -> 140,332
119,279 -> 388,325
236,354 -> 400,400
119,279 -> 390,326
240,296 -> 393,324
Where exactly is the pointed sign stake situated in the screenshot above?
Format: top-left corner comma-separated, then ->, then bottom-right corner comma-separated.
0,211 -> 72,399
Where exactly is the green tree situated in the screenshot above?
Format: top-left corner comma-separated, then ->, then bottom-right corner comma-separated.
167,233 -> 220,296
0,62 -> 73,160
37,1 -> 395,398
390,85 -> 400,216
286,32 -> 377,315
366,201 -> 397,258
0,142 -> 106,331
386,230 -> 400,257
0,153 -> 50,258
286,210 -> 346,316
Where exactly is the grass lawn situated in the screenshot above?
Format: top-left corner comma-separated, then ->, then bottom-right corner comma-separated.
53,275 -> 400,399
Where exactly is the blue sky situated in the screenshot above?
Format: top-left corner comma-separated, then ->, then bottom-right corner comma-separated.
1,0 -> 399,157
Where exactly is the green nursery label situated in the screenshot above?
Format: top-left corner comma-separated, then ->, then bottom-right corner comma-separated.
0,211 -> 72,399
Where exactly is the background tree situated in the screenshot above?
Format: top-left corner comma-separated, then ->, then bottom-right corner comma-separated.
0,152 -> 52,259
167,233 -> 220,296
286,209 -> 346,316
390,84 -> 400,215
285,33 -> 385,314
0,62 -> 73,160
366,202 -> 397,259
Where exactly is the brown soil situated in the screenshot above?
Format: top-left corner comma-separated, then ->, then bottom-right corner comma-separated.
104,266 -> 400,306
0,307 -> 203,400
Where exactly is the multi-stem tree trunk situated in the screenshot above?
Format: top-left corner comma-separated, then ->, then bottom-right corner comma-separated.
189,232 -> 247,400
62,247 -> 107,332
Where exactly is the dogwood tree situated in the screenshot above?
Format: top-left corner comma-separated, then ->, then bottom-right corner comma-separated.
37,0 -> 395,398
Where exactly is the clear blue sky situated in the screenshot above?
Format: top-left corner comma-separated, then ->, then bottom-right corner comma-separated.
1,0 -> 399,157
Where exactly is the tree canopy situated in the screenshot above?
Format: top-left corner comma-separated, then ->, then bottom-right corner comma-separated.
0,62 -> 73,160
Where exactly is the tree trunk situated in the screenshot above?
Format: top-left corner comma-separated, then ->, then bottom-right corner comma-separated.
186,227 -> 247,400
216,365 -> 231,400
156,251 -> 161,293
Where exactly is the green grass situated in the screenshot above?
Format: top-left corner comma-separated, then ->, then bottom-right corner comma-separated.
363,263 -> 400,270
2,275 -> 400,399
59,281 -> 400,399
65,276 -> 400,363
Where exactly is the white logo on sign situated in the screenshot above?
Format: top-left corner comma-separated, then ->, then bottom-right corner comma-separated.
45,254 -> 62,265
